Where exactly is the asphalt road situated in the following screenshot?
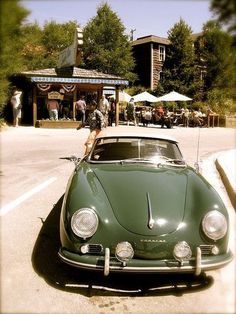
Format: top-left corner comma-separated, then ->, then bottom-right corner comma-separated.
0,125 -> 235,314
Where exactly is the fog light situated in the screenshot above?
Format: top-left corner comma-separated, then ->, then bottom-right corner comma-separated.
115,242 -> 134,263
211,245 -> 219,255
80,244 -> 89,254
173,241 -> 192,262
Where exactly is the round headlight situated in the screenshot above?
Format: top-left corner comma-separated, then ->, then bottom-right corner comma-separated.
115,242 -> 134,263
71,208 -> 98,239
173,241 -> 192,262
202,210 -> 227,241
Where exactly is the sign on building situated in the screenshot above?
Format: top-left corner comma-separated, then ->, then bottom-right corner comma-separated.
58,27 -> 83,68
48,91 -> 64,100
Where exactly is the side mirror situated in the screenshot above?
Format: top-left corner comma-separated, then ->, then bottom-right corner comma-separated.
60,156 -> 81,164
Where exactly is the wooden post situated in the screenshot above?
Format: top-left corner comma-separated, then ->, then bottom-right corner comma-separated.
115,86 -> 119,126
73,88 -> 77,120
33,85 -> 37,126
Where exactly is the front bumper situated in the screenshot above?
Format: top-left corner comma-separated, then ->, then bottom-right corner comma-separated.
58,247 -> 233,276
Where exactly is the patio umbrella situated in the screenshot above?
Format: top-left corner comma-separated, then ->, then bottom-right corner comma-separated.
155,91 -> 192,102
133,91 -> 159,103
109,91 -> 132,102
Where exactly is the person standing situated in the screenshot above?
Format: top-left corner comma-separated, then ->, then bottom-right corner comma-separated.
47,98 -> 59,120
76,95 -> 86,123
11,90 -> 22,127
126,97 -> 137,126
108,97 -> 116,126
98,94 -> 109,126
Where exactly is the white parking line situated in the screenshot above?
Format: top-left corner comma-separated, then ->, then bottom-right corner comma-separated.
0,177 -> 57,216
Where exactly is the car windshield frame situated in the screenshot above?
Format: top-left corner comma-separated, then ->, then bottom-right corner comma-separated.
87,136 -> 184,166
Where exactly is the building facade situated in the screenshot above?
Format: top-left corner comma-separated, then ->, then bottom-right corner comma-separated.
11,66 -> 128,127
132,35 -> 170,90
132,33 -> 204,91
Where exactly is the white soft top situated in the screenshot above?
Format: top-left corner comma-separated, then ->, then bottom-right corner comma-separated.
96,126 -> 178,143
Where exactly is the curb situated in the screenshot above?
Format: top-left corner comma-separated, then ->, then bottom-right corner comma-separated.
215,151 -> 236,210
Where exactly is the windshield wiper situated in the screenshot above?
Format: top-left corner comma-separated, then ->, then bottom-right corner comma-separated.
157,156 -> 186,167
120,158 -> 155,165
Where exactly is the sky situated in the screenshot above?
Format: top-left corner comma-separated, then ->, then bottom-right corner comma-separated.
21,0 -> 214,40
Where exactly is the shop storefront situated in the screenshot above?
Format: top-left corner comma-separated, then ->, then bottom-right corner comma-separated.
15,66 -> 128,128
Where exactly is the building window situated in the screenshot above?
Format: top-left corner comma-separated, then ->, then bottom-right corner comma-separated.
159,45 -> 165,61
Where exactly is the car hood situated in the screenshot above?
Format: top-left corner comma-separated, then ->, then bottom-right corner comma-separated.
91,163 -> 188,236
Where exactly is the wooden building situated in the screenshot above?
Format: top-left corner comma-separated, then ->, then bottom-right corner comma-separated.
132,35 -> 170,90
132,33 -> 204,91
13,66 -> 128,127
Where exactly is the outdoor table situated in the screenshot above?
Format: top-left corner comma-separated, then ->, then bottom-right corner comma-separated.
207,113 -> 219,127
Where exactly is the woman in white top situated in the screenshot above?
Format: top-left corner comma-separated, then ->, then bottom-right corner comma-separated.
11,90 -> 22,127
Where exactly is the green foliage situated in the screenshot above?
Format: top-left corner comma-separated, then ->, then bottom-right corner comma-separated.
21,21 -> 78,70
207,88 -> 236,114
211,0 -> 236,45
160,19 -> 198,98
83,2 -> 136,80
0,0 -> 29,113
201,21 -> 236,99
125,85 -> 146,97
20,24 -> 45,70
41,21 -> 77,67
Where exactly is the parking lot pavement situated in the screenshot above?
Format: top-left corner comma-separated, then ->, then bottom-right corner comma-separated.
1,125 -> 235,208
216,150 -> 236,210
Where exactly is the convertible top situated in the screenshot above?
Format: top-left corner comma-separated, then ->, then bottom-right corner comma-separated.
96,126 -> 178,143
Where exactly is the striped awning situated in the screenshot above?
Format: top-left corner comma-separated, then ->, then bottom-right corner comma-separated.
30,76 -> 129,85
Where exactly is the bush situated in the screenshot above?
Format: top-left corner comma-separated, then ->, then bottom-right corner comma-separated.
207,89 -> 236,115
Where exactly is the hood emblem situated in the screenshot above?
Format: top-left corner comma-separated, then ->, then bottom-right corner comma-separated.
147,192 -> 155,229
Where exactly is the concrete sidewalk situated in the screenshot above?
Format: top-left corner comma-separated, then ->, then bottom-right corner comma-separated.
216,149 -> 236,210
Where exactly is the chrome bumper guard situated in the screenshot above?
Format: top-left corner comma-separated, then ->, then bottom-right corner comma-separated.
58,246 -> 233,277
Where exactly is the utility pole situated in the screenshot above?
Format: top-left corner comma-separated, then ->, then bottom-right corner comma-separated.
130,28 -> 136,41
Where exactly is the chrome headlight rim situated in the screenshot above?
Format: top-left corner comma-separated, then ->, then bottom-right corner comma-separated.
202,210 -> 227,241
173,241 -> 192,262
71,207 -> 99,239
115,241 -> 134,263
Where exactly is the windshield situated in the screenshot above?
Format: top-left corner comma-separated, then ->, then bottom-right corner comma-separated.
89,137 -> 183,164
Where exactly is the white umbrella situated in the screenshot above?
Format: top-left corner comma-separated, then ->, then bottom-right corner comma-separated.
133,91 -> 159,103
155,91 -> 192,102
109,91 -> 132,102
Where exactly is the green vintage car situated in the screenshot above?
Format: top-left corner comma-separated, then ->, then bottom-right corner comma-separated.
59,127 -> 233,276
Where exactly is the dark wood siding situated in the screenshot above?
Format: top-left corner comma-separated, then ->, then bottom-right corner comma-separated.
132,43 -> 151,88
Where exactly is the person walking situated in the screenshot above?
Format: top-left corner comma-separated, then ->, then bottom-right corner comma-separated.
11,90 -> 22,127
82,102 -> 105,155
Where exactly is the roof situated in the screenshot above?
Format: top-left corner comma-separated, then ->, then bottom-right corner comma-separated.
132,33 -> 203,47
21,67 -> 129,86
96,126 -> 178,143
132,35 -> 170,46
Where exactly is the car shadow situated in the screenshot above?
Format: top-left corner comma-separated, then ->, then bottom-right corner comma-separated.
32,196 -> 214,297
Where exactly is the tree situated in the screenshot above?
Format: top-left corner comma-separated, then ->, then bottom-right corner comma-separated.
160,19 -> 198,98
0,0 -> 29,114
200,21 -> 235,98
41,21 -> 77,68
82,2 -> 136,81
20,23 -> 44,70
211,0 -> 236,45
21,21 -> 78,70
